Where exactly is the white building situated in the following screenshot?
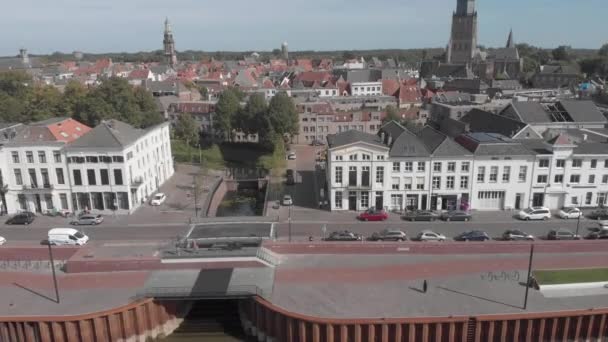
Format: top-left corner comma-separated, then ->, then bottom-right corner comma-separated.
325,121 -> 608,212
351,82 -> 383,96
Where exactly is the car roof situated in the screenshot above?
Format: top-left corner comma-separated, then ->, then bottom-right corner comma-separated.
49,228 -> 80,235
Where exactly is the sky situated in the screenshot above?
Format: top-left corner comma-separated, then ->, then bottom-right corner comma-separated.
0,0 -> 606,56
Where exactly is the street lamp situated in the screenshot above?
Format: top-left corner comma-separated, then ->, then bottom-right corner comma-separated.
288,204 -> 292,242
575,210 -> 581,237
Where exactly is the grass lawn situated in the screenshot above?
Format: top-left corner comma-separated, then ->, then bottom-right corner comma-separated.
534,268 -> 608,285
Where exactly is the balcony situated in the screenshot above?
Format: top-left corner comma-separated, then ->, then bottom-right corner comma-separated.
21,184 -> 53,191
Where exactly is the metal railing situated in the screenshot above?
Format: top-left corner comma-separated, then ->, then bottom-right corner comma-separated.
136,285 -> 269,300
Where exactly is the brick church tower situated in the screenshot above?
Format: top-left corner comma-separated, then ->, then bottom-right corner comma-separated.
163,18 -> 177,67
447,0 -> 478,64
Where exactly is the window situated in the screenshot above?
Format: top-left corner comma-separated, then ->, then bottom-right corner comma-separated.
53,151 -> 61,163
60,193 -> 68,210
518,166 -> 527,182
460,176 -> 469,189
335,191 -> 342,209
433,162 -> 442,172
14,169 -> 22,185
11,152 -> 19,163
537,175 -> 548,183
603,175 -> 608,184
87,169 -> 96,185
598,193 -> 608,206
416,177 -> 425,190
55,168 -> 65,184
461,162 -> 470,172
477,166 -> 485,183
446,176 -> 455,189
362,154 -> 371,161
539,159 -> 549,168
572,159 -> 582,168
26,151 -> 34,163
404,177 -> 412,190
447,162 -> 456,172
591,159 -> 597,169
112,156 -> 124,163
605,160 -> 608,168
502,166 -> 511,183
392,177 -> 400,190
432,176 -> 441,190
114,169 -> 123,185
571,196 -> 579,205
589,175 -> 596,184
335,155 -> 343,161
417,162 -> 425,172
101,169 -> 110,185
38,151 -> 47,163
554,174 -> 564,183
489,166 -> 499,182
349,166 -> 357,186
41,169 -> 50,187
73,170 -> 82,186
86,156 -> 99,163
376,155 -> 385,161
404,162 -> 413,172
570,174 -> 580,183
586,192 -> 593,205
362,167 -> 370,186
392,162 -> 400,172
349,154 -> 358,161
375,166 -> 384,184
556,159 -> 565,168
335,167 -> 343,184
28,169 -> 37,188
361,192 -> 369,208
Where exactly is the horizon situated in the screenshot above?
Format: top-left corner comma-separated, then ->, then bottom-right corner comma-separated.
0,0 -> 606,56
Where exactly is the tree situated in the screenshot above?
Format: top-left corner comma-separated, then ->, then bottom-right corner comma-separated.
24,85 -> 62,122
552,45 -> 571,61
61,80 -> 88,117
343,51 -> 356,60
236,93 -> 267,135
267,92 -> 298,138
272,49 -> 281,57
579,57 -> 608,77
382,105 -> 400,124
174,113 -> 199,146
599,43 -> 608,57
214,88 -> 241,140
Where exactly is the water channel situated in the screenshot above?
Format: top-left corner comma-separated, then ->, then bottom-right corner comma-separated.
216,188 -> 265,217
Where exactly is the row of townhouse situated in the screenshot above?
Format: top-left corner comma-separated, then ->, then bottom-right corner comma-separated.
0,118 -> 173,215
325,121 -> 608,212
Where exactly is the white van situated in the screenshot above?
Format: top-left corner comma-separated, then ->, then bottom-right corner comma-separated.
48,228 -> 89,246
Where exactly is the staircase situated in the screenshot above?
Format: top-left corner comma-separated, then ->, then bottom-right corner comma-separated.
466,317 -> 477,342
163,300 -> 249,341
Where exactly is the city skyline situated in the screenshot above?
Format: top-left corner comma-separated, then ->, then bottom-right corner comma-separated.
1,0 -> 606,56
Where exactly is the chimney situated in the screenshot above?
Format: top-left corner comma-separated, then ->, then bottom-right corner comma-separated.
380,131 -> 385,142
387,135 -> 393,146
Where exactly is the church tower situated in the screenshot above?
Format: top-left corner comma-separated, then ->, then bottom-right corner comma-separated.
447,0 -> 478,64
163,18 -> 177,67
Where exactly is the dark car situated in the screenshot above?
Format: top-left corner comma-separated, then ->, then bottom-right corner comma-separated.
370,229 -> 407,241
441,211 -> 472,222
586,227 -> 608,240
6,212 -> 35,225
286,169 -> 295,185
588,208 -> 608,220
357,208 -> 389,221
402,210 -> 439,221
311,139 -> 325,146
502,229 -> 534,241
324,230 -> 363,241
454,230 -> 490,241
547,229 -> 580,240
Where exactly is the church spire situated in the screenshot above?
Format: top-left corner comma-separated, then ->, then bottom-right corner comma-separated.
456,0 -> 475,16
163,17 -> 177,67
506,28 -> 515,48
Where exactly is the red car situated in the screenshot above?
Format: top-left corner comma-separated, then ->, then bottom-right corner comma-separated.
357,208 -> 389,221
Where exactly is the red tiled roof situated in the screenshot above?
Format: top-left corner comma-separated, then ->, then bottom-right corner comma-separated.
262,79 -> 275,88
337,81 -> 350,96
548,133 -> 574,146
398,84 -> 422,104
295,71 -> 332,84
46,118 -> 92,143
295,59 -> 313,71
128,69 -> 151,80
382,79 -> 400,97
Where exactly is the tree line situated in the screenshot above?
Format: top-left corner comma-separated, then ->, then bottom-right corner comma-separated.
174,88 -> 299,149
0,71 -> 164,128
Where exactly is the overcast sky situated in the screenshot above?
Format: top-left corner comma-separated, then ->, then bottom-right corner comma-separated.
1,0 -> 606,56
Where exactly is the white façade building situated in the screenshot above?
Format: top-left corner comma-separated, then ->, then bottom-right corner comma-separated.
326,120 -> 608,212
64,120 -> 174,214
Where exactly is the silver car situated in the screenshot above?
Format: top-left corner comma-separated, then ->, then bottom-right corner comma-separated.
416,230 -> 447,242
71,214 -> 103,225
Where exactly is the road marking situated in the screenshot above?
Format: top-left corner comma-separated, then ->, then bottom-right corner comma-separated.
103,242 -> 166,247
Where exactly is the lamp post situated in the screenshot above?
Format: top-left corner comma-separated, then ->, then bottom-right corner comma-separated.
523,244 -> 535,310
48,243 -> 60,303
575,210 -> 581,237
288,204 -> 292,242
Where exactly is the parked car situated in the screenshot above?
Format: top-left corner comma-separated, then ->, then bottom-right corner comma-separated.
287,152 -> 297,160
557,207 -> 582,219
502,229 -> 534,241
6,212 -> 35,225
311,139 -> 325,146
286,169 -> 295,185
324,230 -> 363,241
588,208 -> 608,220
441,211 -> 472,222
71,214 -> 103,226
547,229 -> 580,240
282,195 -> 293,206
150,193 -> 167,206
518,207 -> 551,221
402,210 -> 439,221
0,236 -> 6,245
358,208 -> 389,221
586,226 -> 608,240
370,229 -> 407,241
454,230 -> 490,241
415,230 -> 447,242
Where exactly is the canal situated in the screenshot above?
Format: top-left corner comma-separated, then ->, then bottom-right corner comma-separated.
216,185 -> 266,217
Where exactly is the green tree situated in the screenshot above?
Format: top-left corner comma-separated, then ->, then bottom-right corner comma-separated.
174,113 -> 199,145
343,51 -> 356,60
552,45 -> 571,61
0,92 -> 25,122
24,85 -> 62,122
236,93 -> 267,135
599,43 -> 608,57
0,70 -> 32,98
267,92 -> 298,137
214,88 -> 241,140
382,105 -> 400,124
61,80 -> 88,117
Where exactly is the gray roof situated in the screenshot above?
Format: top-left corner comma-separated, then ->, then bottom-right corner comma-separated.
509,100 -> 606,124
379,121 -> 406,142
433,64 -> 474,79
344,69 -> 382,83
389,129 -> 430,157
560,100 -> 606,123
473,143 -> 533,156
0,122 -> 22,131
461,109 -> 527,138
0,56 -> 43,71
30,117 -> 71,126
155,95 -> 179,112
490,79 -> 522,90
517,139 -> 553,155
67,120 -> 146,149
539,65 -> 579,75
490,47 -> 520,60
508,102 -> 549,123
146,80 -> 178,94
573,143 -> 608,155
455,133 -> 534,156
327,130 -> 386,149
416,126 -> 471,157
